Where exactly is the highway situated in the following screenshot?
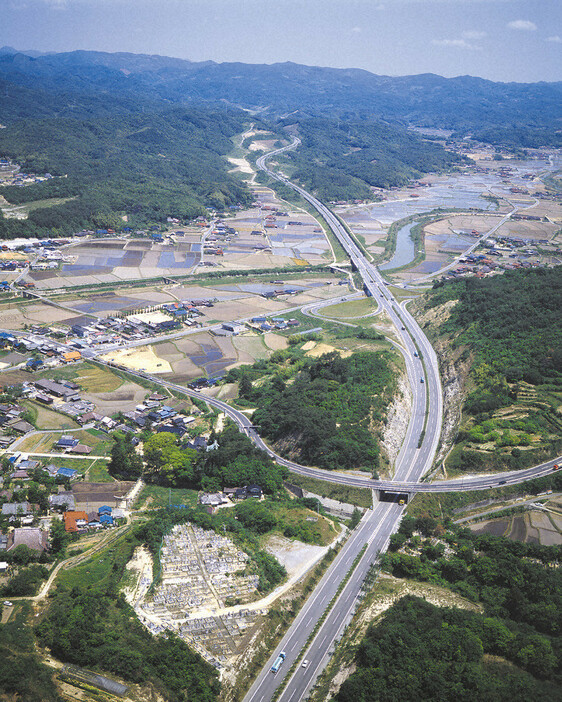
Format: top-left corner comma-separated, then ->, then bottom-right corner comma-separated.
3,140 -> 559,702
239,138 -> 561,702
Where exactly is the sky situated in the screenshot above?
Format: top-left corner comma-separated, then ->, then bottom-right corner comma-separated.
1,0 -> 561,83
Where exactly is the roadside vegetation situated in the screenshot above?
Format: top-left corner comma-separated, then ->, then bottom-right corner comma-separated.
420,268 -> 562,473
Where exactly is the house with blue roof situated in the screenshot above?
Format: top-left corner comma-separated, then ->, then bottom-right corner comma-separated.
99,513 -> 113,526
57,467 -> 78,480
56,436 -> 79,449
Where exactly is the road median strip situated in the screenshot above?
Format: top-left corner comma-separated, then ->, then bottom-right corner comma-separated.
271,542 -> 368,701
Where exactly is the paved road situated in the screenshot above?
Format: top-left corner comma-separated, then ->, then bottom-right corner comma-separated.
3,144 -> 559,701
241,139 -> 561,702
243,502 -> 400,702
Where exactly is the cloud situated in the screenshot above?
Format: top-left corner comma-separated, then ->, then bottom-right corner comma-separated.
546,35 -> 562,43
431,38 -> 479,50
507,20 -> 538,31
462,30 -> 487,40
351,26 -> 362,34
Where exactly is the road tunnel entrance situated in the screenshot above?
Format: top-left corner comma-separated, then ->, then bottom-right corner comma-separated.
378,490 -> 410,505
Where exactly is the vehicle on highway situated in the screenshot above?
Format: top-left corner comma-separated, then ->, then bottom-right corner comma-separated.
420,378 -> 424,383
414,352 -> 419,357
3,601 -> 12,606
302,660 -> 309,669
499,480 -> 506,485
554,464 -> 559,470
271,652 -> 286,674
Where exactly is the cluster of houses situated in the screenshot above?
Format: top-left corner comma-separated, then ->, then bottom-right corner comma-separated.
63,505 -> 123,532
0,162 -> 54,188
447,234 -> 553,279
4,456 -> 78,485
0,401 -> 34,444
249,316 -> 300,332
0,330 -> 82,373
199,484 -> 264,513
120,392 -> 199,438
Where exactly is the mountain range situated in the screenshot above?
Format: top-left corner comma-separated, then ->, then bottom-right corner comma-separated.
1,47 -> 561,132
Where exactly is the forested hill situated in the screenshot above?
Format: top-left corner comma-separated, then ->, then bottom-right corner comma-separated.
420,267 -> 562,473
283,118 -> 464,199
0,106 -> 253,238
1,49 -> 561,137
428,268 -> 562,388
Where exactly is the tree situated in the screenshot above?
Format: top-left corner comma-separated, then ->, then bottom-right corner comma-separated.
108,432 -> 144,480
143,432 -> 197,486
50,517 -> 71,555
234,500 -> 277,534
238,373 -> 252,398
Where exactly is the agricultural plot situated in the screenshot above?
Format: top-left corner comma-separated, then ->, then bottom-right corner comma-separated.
469,504 -> 562,546
26,238 -> 203,290
17,188 -> 330,291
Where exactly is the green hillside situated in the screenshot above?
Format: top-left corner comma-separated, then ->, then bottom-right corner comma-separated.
0,107 -> 252,237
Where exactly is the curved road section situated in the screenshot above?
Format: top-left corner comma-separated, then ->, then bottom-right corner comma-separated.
238,139 -> 560,702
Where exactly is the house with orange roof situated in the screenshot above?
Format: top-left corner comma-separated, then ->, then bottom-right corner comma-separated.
63,510 -> 88,532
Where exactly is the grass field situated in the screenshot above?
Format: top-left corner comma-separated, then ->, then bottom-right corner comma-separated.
136,484 -> 199,510
23,400 -> 80,431
233,334 -> 269,360
286,472 -> 373,509
320,298 -> 378,318
87,458 -> 114,482
271,503 -> 337,546
55,529 -> 134,591
16,428 -> 113,457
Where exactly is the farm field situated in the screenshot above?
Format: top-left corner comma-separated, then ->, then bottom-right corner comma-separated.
14,185 -> 331,291
338,154 -> 562,284
102,329 -> 292,384
468,501 -> 562,546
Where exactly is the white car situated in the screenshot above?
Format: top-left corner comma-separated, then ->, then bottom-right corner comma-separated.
302,660 -> 309,669
3,601 -> 13,606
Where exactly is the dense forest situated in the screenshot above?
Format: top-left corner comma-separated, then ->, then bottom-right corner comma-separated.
336,596 -> 561,702
235,349 -> 396,472
384,518 -> 561,635
428,268 -> 562,388
282,117 -> 465,200
0,106 -> 253,238
360,517 -> 562,702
